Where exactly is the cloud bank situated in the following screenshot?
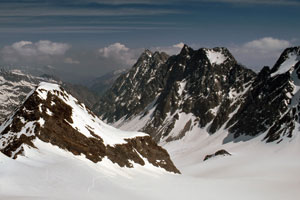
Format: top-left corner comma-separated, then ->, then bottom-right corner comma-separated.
230,37 -> 293,70
1,40 -> 70,63
98,43 -> 140,67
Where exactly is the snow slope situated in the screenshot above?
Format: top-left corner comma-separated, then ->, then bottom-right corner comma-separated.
1,126 -> 300,200
271,51 -> 299,77
37,82 -> 146,146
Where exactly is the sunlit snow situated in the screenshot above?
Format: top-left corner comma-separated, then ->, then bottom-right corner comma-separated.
205,49 -> 227,65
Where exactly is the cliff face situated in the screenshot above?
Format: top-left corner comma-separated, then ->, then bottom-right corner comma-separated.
226,46 -> 300,143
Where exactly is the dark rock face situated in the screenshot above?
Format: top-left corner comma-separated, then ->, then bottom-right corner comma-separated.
95,46 -> 256,142
0,83 -> 180,173
225,47 -> 300,143
93,50 -> 170,123
203,149 -> 231,161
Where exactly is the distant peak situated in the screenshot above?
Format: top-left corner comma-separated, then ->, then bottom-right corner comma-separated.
142,49 -> 153,57
179,44 -> 193,55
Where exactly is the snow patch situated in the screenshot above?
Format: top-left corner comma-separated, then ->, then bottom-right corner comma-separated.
205,49 -> 227,65
271,52 -> 299,77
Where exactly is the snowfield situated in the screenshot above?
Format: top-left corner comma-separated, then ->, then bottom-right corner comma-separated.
1,124 -> 300,200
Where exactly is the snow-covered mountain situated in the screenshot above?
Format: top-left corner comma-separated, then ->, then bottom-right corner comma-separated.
0,69 -> 99,124
1,82 -> 300,200
95,45 -> 300,145
94,45 -> 256,142
0,82 -> 179,173
1,48 -> 300,200
225,46 -> 300,143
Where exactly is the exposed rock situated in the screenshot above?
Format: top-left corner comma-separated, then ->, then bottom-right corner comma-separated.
203,149 -> 231,161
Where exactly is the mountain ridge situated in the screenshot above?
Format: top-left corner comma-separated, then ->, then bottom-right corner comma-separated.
95,45 -> 257,142
95,45 -> 300,144
0,82 -> 180,173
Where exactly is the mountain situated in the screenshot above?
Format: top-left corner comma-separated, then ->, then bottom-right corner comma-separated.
94,46 -> 256,142
225,46 -> 300,143
93,50 -> 169,123
88,68 -> 129,96
0,69 -> 99,124
0,82 -> 179,173
0,69 -> 56,124
1,48 -> 300,200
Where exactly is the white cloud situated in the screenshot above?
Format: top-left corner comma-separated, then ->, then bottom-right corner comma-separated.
243,37 -> 291,52
172,42 -> 185,49
1,40 -> 70,63
152,42 -> 185,55
230,37 -> 294,70
36,40 -> 70,56
64,57 -> 80,64
98,43 -> 138,66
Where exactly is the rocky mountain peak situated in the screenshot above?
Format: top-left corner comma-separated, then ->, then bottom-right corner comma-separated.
179,44 -> 193,56
138,49 -> 153,60
93,49 -> 170,123
96,45 -> 256,142
0,82 -> 180,173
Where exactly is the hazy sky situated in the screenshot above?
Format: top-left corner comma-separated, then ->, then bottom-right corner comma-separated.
0,0 -> 299,83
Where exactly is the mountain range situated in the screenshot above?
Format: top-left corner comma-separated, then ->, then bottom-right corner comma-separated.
0,45 -> 300,200
95,45 -> 300,146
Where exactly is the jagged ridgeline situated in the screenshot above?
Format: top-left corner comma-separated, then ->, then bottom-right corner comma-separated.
94,45 -> 300,144
0,82 -> 180,173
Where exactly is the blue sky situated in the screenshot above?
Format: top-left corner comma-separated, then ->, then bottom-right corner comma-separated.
0,0 -> 299,83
